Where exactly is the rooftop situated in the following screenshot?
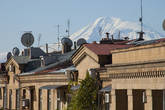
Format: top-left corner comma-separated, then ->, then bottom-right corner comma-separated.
84,43 -> 133,55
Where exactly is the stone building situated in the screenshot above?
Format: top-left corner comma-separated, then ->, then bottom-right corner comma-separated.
72,37 -> 165,110
0,38 -> 77,110
105,39 -> 165,110
71,40 -> 133,110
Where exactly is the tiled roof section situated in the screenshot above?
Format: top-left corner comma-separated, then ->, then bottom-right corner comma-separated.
84,43 -> 133,55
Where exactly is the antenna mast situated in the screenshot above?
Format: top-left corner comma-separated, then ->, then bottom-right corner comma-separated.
38,33 -> 41,47
118,31 -> 120,39
57,24 -> 60,51
140,0 -> 143,32
138,0 -> 144,41
66,19 -> 70,37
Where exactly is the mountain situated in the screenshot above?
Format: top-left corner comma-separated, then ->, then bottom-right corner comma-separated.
0,17 -> 164,63
70,17 -> 165,42
0,52 -> 7,63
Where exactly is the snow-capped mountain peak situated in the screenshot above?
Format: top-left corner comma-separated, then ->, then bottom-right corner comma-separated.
70,17 -> 164,42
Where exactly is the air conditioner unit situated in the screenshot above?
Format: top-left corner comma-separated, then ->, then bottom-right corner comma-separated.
105,93 -> 110,103
57,98 -> 60,101
22,99 -> 29,108
142,91 -> 147,103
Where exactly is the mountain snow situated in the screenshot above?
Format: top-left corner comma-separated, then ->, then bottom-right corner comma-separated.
0,52 -> 7,63
0,17 -> 164,63
70,17 -> 165,42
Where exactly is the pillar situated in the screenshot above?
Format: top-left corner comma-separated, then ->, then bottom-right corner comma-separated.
163,90 -> 165,110
111,89 -> 116,110
127,89 -> 133,110
145,89 -> 152,110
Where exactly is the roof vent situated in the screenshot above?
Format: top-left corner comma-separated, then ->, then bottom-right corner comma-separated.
92,41 -> 97,44
106,32 -> 110,39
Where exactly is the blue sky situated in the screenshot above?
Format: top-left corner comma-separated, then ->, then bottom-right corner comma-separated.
0,0 -> 165,52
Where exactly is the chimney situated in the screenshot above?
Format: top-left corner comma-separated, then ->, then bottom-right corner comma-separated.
74,41 -> 77,50
46,43 -> 48,54
111,34 -> 114,41
106,32 -> 110,39
92,41 -> 97,44
62,45 -> 72,54
40,56 -> 45,67
137,31 -> 144,41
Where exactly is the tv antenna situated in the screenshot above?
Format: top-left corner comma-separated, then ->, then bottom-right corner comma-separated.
137,0 -> 144,41
66,19 -> 70,37
38,33 -> 41,47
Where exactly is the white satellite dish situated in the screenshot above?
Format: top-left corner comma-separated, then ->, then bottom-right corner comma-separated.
12,47 -> 20,56
163,19 -> 165,31
21,33 -> 34,47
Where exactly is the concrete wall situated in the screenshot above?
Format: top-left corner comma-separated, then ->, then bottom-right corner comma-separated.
76,55 -> 100,80
112,42 -> 165,64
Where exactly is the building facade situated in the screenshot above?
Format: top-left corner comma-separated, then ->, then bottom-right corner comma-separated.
99,40 -> 165,110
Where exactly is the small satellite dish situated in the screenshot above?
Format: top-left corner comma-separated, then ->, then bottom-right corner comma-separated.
77,38 -> 87,46
21,33 -> 34,47
7,52 -> 12,60
12,47 -> 20,56
163,19 -> 165,31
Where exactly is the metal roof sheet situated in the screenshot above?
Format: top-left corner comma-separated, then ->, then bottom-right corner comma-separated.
70,85 -> 80,91
39,85 -> 66,89
99,85 -> 111,92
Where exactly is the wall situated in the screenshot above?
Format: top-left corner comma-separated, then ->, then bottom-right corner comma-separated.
112,43 -> 165,64
76,55 -> 100,80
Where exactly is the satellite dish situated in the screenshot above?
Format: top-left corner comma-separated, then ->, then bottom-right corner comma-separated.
77,38 -> 87,46
163,19 -> 165,31
61,37 -> 73,47
21,33 -> 34,47
7,52 -> 12,60
12,47 -> 20,56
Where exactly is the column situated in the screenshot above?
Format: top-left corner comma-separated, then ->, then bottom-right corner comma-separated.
145,89 -> 152,110
127,89 -> 133,110
111,89 -> 116,110
163,90 -> 165,110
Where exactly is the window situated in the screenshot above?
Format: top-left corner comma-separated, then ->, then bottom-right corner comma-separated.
3,87 -> 7,109
16,89 -> 20,110
47,90 -> 51,110
57,89 -> 61,110
0,88 -> 2,99
9,89 -> 12,110
39,89 -> 42,110
23,89 -> 26,99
